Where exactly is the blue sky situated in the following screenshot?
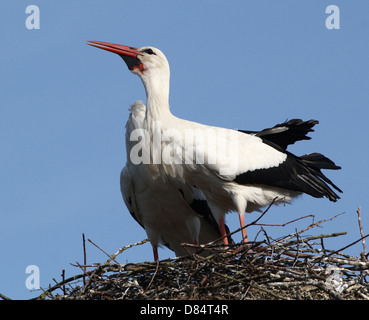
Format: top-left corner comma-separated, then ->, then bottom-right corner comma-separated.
1,1 -> 368,299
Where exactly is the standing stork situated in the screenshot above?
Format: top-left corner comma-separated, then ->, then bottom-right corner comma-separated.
121,101 -> 226,261
88,41 -> 342,246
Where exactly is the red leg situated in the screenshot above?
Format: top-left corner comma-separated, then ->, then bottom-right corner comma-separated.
153,245 -> 159,262
238,213 -> 249,243
194,240 -> 200,254
219,216 -> 229,245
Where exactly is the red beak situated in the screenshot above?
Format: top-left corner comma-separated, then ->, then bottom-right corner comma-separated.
87,40 -> 139,57
88,40 -> 143,71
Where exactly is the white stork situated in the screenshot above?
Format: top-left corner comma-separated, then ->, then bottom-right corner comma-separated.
121,101 -> 226,261
122,104 -> 319,260
88,41 -> 342,246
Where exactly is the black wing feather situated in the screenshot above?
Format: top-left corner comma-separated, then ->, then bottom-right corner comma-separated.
239,119 -> 318,149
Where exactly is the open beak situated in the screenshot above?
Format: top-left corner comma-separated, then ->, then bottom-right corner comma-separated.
87,40 -> 142,71
87,41 -> 139,57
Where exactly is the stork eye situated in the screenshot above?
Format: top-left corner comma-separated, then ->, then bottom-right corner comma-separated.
142,48 -> 156,55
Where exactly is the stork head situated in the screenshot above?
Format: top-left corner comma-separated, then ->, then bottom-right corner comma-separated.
87,41 -> 170,82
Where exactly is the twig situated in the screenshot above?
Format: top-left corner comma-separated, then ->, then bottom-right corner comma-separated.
0,293 -> 11,300
145,260 -> 160,291
75,261 -> 94,294
87,238 -> 119,265
292,228 -> 301,267
246,197 -> 279,227
61,269 -> 66,295
327,234 -> 369,257
274,212 -> 346,246
356,207 -> 367,257
255,214 -> 315,227
105,239 -> 149,264
82,233 -> 87,286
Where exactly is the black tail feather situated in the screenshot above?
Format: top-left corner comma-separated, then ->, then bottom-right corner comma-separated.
300,153 -> 343,197
300,152 -> 341,170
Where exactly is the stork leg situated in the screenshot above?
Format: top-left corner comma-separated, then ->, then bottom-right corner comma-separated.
219,216 -> 229,245
194,240 -> 200,254
153,245 -> 159,262
238,213 -> 249,243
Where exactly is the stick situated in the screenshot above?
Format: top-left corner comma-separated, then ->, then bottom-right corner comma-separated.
274,212 -> 345,246
327,234 -> 369,257
145,260 -> 160,291
75,261 -> 94,294
0,293 -> 11,300
356,207 -> 367,256
87,238 -> 119,265
61,269 -> 66,295
105,239 -> 149,264
82,233 -> 87,286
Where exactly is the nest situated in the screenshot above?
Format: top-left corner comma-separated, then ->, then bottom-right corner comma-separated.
6,210 -> 369,301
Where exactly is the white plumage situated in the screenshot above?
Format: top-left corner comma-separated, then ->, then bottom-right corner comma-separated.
120,101 -> 223,260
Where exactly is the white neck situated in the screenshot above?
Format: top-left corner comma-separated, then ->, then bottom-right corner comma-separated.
141,70 -> 172,123
140,69 -> 174,167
